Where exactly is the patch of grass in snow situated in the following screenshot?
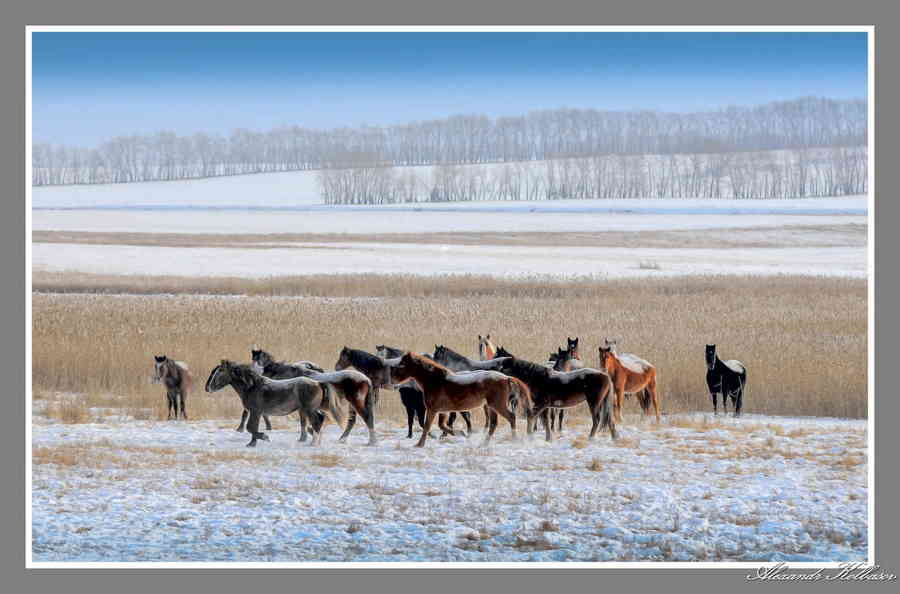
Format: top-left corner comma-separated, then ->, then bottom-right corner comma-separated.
310,453 -> 344,468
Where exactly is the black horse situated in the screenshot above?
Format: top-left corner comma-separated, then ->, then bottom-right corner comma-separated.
705,344 -> 747,416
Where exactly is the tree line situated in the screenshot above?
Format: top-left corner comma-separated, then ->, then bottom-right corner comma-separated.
318,148 -> 867,204
33,96 -> 866,188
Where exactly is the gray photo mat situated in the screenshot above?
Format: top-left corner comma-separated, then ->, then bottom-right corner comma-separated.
5,1 -> 899,593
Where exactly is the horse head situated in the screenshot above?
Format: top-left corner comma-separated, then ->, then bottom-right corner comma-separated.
567,337 -> 580,358
495,345 -> 513,358
152,355 -> 167,384
205,359 -> 234,393
250,348 -> 272,373
553,347 -> 571,371
705,344 -> 717,370
335,347 -> 352,371
598,346 -> 615,372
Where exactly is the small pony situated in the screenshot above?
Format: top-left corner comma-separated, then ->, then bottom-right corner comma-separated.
152,355 -> 192,420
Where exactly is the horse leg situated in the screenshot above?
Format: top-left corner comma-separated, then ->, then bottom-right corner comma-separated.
734,382 -> 743,418
340,407 -> 358,442
339,407 -> 357,443
297,413 -> 308,442
497,403 -> 517,440
648,377 -> 661,423
710,392 -> 718,414
461,411 -> 473,437
179,390 -> 187,420
614,379 -> 626,424
166,391 -> 175,420
442,412 -> 456,437
481,408 -> 499,446
237,409 -> 248,432
309,410 -> 326,446
264,415 -> 272,431
437,413 -> 455,437
588,406 -> 602,439
246,409 -> 265,447
363,392 -> 377,446
417,405 -> 434,438
406,405 -> 415,438
558,409 -> 565,433
416,410 -> 437,448
537,407 -> 552,442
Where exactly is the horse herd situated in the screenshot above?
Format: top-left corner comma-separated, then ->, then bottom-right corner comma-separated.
151,336 -> 748,448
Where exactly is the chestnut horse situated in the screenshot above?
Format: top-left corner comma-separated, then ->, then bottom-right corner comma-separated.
389,352 -> 531,448
478,334 -> 497,360
375,345 -> 474,437
598,340 -> 661,423
153,355 -> 192,420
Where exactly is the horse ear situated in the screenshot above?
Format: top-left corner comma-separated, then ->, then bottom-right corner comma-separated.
478,335 -> 481,340
486,334 -> 490,340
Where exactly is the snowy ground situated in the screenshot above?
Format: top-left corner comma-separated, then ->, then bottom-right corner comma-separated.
31,240 -> 866,279
31,412 -> 867,563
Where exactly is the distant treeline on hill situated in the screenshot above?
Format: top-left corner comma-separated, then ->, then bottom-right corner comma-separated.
33,97 -> 866,195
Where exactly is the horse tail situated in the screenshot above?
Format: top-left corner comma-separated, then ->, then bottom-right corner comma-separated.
321,383 -> 344,427
507,377 -> 532,415
600,380 -> 617,439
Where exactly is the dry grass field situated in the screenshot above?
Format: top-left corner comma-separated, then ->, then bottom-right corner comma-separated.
32,273 -> 867,424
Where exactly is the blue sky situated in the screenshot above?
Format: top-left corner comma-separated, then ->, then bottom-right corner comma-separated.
32,31 -> 868,146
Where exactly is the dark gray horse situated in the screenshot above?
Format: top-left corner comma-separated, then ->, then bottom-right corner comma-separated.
250,349 -> 326,440
497,356 -> 617,442
152,355 -> 192,420
205,360 -> 342,447
705,344 -> 747,416
549,346 -> 585,432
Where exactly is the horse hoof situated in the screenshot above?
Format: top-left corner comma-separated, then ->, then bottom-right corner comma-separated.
260,434 -> 270,441
246,442 -> 257,447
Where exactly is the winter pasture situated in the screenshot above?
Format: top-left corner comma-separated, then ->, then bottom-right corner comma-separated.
31,171 -> 869,563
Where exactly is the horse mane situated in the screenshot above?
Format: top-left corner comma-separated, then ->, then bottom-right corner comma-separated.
502,356 -> 552,383
348,348 -> 384,368
405,352 -> 452,376
228,362 -> 265,391
435,345 -> 471,363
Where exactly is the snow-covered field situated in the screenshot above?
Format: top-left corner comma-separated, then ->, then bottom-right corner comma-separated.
31,193 -> 868,280
31,241 -> 866,279
31,413 -> 867,563
32,196 -> 868,235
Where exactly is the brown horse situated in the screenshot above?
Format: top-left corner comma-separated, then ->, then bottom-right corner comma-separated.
307,370 -> 378,445
389,352 -> 531,448
598,341 -> 661,423
153,355 -> 192,420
